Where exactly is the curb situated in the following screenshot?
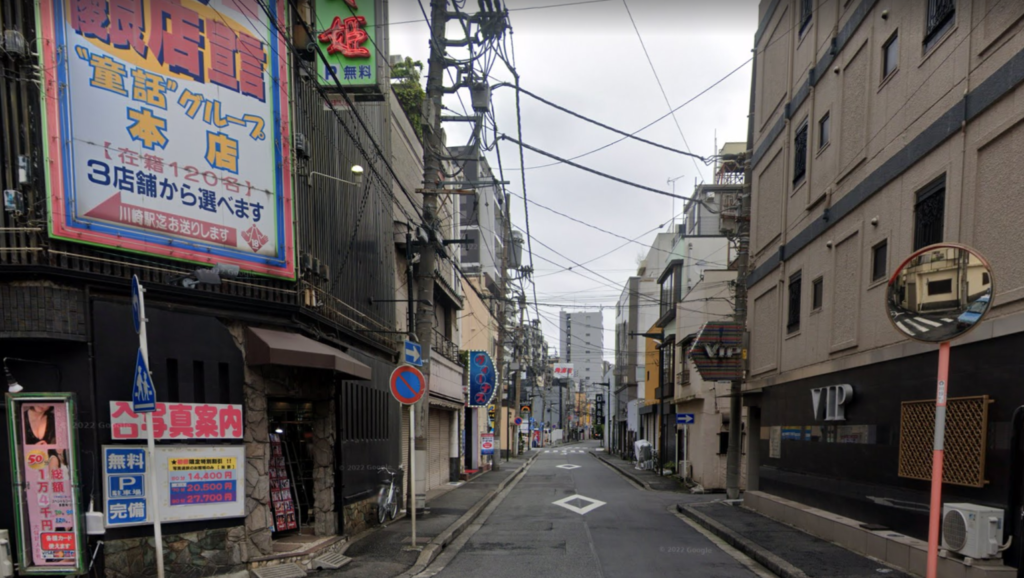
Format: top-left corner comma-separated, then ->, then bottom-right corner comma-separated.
677,503 -> 809,578
590,451 -> 653,491
394,453 -> 539,578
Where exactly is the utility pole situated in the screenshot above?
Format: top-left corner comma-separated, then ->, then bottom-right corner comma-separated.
725,51 -> 756,501
512,296 -> 525,456
493,191 -> 510,468
414,0 -> 450,505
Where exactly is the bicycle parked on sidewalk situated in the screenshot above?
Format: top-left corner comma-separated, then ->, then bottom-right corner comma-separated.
377,465 -> 402,524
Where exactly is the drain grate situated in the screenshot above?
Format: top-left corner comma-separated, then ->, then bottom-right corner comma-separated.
251,563 -> 307,578
312,553 -> 352,570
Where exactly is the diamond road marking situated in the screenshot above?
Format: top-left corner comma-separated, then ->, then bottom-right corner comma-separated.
552,493 -> 606,515
556,464 -> 581,470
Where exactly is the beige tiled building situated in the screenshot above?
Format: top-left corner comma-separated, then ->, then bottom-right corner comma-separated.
745,0 -> 1024,571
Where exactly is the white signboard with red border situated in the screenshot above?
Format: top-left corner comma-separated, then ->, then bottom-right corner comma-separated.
109,401 -> 243,440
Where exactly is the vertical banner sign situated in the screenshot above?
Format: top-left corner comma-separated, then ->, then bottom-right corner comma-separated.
481,433 -> 495,456
314,0 -> 379,90
38,0 -> 295,278
467,351 -> 497,407
6,394 -> 86,574
268,433 -> 297,532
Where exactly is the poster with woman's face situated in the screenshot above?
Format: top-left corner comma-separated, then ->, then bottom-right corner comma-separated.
14,400 -> 79,568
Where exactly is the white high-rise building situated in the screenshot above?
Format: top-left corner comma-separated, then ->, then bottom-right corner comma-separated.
558,311 -> 604,387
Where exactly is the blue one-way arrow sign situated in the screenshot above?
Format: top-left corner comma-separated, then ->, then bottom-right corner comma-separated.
404,340 -> 423,367
676,413 -> 695,425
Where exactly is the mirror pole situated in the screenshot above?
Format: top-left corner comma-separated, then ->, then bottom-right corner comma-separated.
926,340 -> 951,578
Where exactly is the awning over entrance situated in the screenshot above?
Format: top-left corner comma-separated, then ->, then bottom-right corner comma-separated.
246,327 -> 372,381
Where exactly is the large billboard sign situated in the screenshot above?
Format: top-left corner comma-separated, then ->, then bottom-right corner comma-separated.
103,445 -> 246,527
39,0 -> 296,278
688,322 -> 745,381
6,394 -> 86,575
315,0 -> 380,91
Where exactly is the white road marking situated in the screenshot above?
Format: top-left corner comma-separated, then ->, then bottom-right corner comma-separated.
552,493 -> 606,515
942,318 -> 954,323
905,318 -> 930,333
556,464 -> 581,470
896,321 -> 914,335
914,317 -> 942,328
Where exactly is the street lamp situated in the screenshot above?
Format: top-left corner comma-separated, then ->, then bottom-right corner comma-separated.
307,164 -> 365,188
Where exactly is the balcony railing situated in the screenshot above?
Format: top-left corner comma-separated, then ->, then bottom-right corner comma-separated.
433,328 -> 460,364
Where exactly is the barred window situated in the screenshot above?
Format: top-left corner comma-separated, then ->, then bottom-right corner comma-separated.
914,178 -> 945,250
788,271 -> 802,333
793,121 -> 808,184
925,0 -> 955,49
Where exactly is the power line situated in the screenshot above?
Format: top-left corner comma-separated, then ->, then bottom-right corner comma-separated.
389,0 -> 612,25
498,134 -> 701,202
494,83 -> 704,160
622,0 -> 704,180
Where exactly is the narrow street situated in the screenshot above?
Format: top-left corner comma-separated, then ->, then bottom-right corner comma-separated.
419,442 -> 763,578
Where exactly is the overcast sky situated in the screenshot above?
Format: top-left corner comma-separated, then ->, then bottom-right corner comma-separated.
390,0 -> 759,362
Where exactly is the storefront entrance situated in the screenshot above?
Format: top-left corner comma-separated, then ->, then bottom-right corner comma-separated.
268,399 -> 317,538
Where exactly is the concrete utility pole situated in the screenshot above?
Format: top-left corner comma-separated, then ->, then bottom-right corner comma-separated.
494,191 -> 510,467
725,50 -> 757,501
414,0 -> 450,501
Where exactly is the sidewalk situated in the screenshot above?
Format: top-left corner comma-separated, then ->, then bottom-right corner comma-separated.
679,501 -> 912,578
324,450 -> 539,578
589,449 -> 687,492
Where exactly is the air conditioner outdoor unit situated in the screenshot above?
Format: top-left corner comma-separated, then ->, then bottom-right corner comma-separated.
941,503 -> 1006,560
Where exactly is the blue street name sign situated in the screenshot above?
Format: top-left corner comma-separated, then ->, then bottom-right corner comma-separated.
677,413 -> 695,425
131,275 -> 142,334
132,349 -> 157,413
404,340 -> 423,367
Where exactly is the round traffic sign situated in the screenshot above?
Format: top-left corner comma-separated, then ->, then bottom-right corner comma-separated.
514,417 -> 523,426
390,365 -> 426,405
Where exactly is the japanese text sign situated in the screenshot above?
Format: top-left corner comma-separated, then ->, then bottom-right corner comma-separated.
109,401 -> 243,440
102,445 -> 245,527
467,351 -> 496,407
39,0 -> 295,278
315,0 -> 379,90
6,394 -> 86,574
103,447 -> 149,526
553,364 -> 574,378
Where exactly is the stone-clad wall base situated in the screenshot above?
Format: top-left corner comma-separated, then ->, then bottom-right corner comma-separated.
343,496 -> 378,537
104,527 -> 246,578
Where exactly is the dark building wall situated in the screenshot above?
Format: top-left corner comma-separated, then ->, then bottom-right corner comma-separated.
758,331 -> 1024,542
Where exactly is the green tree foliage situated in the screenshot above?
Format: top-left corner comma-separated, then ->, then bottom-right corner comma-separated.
392,57 -> 425,141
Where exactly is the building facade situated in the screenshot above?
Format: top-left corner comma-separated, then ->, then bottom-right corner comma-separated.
0,2 -> 423,576
746,0 -> 1024,568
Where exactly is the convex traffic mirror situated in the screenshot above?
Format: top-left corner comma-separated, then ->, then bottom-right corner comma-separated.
886,244 -> 994,343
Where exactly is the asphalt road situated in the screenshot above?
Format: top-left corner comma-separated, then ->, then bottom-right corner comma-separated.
417,441 -> 765,578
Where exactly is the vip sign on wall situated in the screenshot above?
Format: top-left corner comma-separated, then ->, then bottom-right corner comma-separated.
39,0 -> 296,278
314,0 -> 380,90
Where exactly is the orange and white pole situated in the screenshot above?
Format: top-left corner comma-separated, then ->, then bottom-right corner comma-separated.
926,341 -> 951,578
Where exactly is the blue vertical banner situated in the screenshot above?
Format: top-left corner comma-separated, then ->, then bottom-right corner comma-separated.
467,351 -> 496,407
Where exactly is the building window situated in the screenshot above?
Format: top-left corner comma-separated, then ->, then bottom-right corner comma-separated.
717,432 -> 729,455
872,241 -> 888,281
883,32 -> 899,79
793,121 -> 808,184
799,0 -> 813,34
788,271 -> 802,333
983,272 -> 991,285
928,279 -> 953,295
818,112 -> 830,149
812,277 -> 823,310
925,0 -> 955,49
914,178 -> 945,250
